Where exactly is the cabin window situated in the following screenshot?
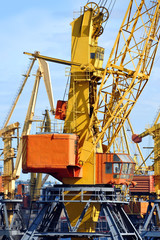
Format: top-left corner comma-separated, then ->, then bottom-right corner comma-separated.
90,53 -> 95,59
113,174 -> 120,179
113,163 -> 121,173
121,174 -> 129,179
118,154 -> 130,162
122,163 -> 130,174
113,154 -> 120,162
105,162 -> 112,173
99,53 -> 104,61
96,53 -> 99,59
95,52 -> 104,61
129,164 -> 134,174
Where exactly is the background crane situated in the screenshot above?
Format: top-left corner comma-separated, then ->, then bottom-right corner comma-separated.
133,111 -> 160,197
131,109 -> 160,237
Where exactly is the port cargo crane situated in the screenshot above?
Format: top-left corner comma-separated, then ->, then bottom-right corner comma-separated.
23,0 -> 160,184
132,107 -> 160,196
132,111 -> 160,237
79,0 -> 160,174
0,0 -> 160,239
0,56 -> 55,230
20,1 -> 160,239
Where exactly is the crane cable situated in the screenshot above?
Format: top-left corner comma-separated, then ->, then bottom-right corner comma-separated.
85,0 -> 117,29
98,0 -> 117,29
104,0 -> 116,29
87,0 -> 114,9
99,0 -> 105,6
103,0 -> 109,8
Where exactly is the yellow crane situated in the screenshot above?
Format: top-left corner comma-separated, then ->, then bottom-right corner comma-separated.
0,56 -> 55,225
133,123 -> 160,197
132,111 -> 160,235
79,0 -> 160,178
21,0 -> 160,236
1,0 -> 160,238
64,0 -> 160,232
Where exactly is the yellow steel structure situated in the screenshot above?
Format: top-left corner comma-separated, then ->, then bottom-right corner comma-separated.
0,57 -> 55,221
0,122 -> 19,223
7,58 -> 55,181
112,117 -> 147,174
63,2 -> 105,185
79,0 -> 160,183
62,2 -> 106,231
0,123 -> 19,198
57,0 -> 160,233
136,123 -> 160,197
62,0 -> 160,185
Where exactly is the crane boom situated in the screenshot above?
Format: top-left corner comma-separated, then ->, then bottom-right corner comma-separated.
80,0 -> 160,164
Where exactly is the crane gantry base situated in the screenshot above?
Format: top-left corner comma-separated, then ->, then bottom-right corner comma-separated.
0,198 -> 25,239
141,199 -> 160,239
21,184 -> 142,240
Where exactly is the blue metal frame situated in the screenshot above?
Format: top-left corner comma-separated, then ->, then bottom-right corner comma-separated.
21,184 -> 142,240
141,200 -> 160,239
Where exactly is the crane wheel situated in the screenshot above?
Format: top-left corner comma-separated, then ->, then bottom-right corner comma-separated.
84,2 -> 100,18
99,6 -> 109,22
96,26 -> 104,37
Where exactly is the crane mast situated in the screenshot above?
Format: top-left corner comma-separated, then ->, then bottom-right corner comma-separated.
63,2 -> 106,184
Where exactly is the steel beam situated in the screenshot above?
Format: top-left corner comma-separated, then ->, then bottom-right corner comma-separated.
102,204 -> 123,240
24,52 -> 81,67
21,204 -> 50,240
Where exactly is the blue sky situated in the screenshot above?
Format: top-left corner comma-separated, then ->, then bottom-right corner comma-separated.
0,0 -> 159,179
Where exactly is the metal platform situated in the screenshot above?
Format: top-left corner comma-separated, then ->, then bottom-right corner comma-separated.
0,199 -> 24,239
19,184 -> 142,240
0,185 -> 144,239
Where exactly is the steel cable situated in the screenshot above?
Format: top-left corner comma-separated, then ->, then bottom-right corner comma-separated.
104,0 -> 116,29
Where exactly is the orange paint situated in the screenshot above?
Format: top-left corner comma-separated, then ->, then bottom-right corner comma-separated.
129,175 -> 155,193
123,201 -> 149,215
55,100 -> 67,120
22,133 -> 82,181
96,153 -> 135,185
